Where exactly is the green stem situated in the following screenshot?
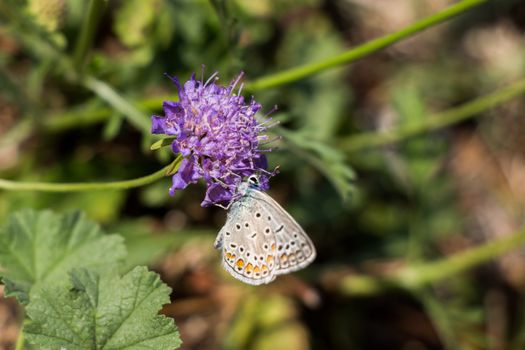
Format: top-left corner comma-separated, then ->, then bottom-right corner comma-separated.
0,163 -> 174,192
15,328 -> 24,350
42,93 -> 178,133
245,0 -> 487,91
2,0 -> 487,141
340,78 -> 525,152
73,0 -> 105,73
417,289 -> 460,350
339,226 -> 525,296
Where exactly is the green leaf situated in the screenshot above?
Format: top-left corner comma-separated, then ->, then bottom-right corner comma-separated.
103,112 -> 124,141
280,129 -> 356,201
0,209 -> 126,304
25,266 -> 182,349
150,137 -> 177,150
165,155 -> 183,176
114,0 -> 159,48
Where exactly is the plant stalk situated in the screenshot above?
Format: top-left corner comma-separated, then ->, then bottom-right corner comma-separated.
245,0 -> 487,91
339,226 -> 525,296
73,0 -> 105,74
340,78 -> 525,152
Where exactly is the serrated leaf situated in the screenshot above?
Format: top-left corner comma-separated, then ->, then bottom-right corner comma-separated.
0,209 -> 126,304
25,266 -> 181,350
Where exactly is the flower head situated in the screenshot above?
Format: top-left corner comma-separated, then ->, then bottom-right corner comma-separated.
152,72 -> 274,207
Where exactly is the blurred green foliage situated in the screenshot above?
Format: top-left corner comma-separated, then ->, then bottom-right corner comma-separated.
1,0 -> 525,349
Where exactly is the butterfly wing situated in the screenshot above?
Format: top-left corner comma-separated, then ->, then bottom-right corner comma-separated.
214,197 -> 278,285
246,189 -> 316,275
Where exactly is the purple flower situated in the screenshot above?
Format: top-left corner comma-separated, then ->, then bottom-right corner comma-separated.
151,72 -> 274,207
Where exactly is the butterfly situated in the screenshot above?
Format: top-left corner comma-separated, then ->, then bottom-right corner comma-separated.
214,175 -> 316,285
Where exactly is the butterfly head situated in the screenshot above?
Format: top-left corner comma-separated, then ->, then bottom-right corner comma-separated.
235,175 -> 263,198
248,175 -> 261,188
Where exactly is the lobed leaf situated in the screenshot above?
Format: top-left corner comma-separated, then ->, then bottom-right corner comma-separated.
25,266 -> 181,350
0,209 -> 126,304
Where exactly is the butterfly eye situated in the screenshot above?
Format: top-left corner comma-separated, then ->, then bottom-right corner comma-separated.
248,175 -> 259,186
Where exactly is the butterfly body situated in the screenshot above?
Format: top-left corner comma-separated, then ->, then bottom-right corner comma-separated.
214,179 -> 316,285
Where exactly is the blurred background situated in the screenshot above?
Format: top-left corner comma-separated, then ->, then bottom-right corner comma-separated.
1,0 -> 525,349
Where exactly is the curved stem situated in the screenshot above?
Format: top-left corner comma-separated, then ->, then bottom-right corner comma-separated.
245,0 -> 487,91
338,226 -> 525,296
340,78 -> 525,152
25,0 -> 486,136
7,78 -> 524,193
44,93 -> 176,133
0,163 -> 175,192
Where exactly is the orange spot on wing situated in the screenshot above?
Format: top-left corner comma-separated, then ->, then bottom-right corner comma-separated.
253,266 -> 261,274
236,259 -> 245,268
245,263 -> 254,273
280,253 -> 288,262
271,243 -> 276,251
266,255 -> 274,264
262,265 -> 268,273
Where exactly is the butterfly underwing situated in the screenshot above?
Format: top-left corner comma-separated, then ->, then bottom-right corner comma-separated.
214,176 -> 316,285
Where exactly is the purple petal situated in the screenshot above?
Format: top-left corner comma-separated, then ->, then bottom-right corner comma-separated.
151,116 -> 167,134
257,175 -> 270,191
254,154 -> 268,170
169,157 -> 200,196
171,141 -> 180,154
165,73 -> 182,91
163,101 -> 184,118
201,183 -> 232,207
164,121 -> 181,136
